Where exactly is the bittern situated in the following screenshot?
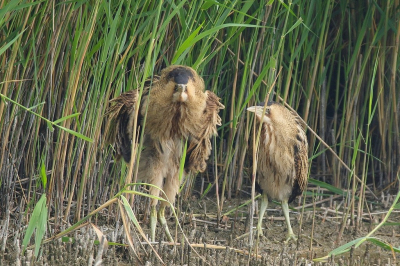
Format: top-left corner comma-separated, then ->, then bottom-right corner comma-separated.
247,101 -> 308,242
105,65 -> 224,242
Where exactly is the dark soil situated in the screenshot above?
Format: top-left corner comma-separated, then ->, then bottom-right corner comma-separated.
1,189 -> 399,265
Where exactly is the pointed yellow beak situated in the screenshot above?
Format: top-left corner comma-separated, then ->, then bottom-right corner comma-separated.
246,106 -> 257,113
176,84 -> 188,102
247,106 -> 263,118
176,84 -> 187,92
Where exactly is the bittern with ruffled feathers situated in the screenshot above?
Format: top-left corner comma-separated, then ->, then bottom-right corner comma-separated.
105,65 -> 224,242
247,102 -> 308,242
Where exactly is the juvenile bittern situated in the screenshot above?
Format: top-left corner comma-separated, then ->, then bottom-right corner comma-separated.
247,102 -> 308,242
105,65 -> 224,242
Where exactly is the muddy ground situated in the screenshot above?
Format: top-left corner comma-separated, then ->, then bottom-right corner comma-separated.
1,188 -> 399,265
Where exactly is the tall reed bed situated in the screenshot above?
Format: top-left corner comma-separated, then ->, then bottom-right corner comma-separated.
0,0 -> 399,260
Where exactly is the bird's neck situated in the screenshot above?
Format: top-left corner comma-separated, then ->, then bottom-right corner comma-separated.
145,99 -> 204,141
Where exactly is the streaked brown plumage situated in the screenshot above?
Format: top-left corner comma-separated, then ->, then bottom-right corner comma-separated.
105,65 -> 224,242
247,101 -> 308,242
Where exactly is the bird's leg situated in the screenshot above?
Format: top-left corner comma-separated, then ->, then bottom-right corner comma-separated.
150,205 -> 157,242
148,170 -> 164,242
281,199 -> 297,243
158,170 -> 180,243
257,193 -> 268,236
158,205 -> 174,242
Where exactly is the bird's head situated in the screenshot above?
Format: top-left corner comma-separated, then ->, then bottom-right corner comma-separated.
160,65 -> 204,103
247,101 -> 288,125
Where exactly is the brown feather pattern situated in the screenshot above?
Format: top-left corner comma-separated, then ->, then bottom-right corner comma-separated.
248,101 -> 308,241
251,102 -> 308,203
105,65 -> 224,206
186,91 -> 224,172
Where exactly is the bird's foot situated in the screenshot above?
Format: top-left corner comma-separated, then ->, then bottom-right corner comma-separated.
150,206 -> 157,242
159,218 -> 174,243
158,208 -> 174,243
284,233 -> 297,244
256,225 -> 264,237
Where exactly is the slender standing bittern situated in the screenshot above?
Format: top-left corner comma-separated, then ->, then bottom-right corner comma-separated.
247,102 -> 308,242
105,65 -> 224,242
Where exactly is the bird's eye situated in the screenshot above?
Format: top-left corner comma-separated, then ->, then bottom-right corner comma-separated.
174,85 -> 179,92
266,108 -> 270,114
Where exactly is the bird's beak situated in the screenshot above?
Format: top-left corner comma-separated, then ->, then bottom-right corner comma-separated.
176,84 -> 188,102
246,106 -> 257,113
176,84 -> 187,92
247,106 -> 263,118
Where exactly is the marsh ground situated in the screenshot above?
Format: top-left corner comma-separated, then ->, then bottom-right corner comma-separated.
2,187 -> 399,266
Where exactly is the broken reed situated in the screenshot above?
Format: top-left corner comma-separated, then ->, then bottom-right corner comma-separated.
0,0 -> 399,259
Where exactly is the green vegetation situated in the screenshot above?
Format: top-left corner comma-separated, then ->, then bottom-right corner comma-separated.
0,0 -> 399,263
